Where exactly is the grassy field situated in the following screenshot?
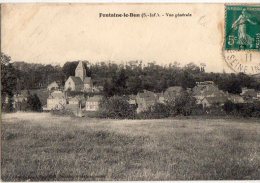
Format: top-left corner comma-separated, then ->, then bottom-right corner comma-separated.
1,112 -> 260,181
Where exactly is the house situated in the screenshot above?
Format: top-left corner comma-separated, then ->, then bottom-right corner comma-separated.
193,81 -> 226,104
64,76 -> 84,91
136,90 -> 157,113
201,96 -> 228,108
47,81 -> 60,91
163,86 -> 183,102
240,87 -> 257,100
47,91 -> 66,110
64,61 -> 93,92
85,95 -> 103,111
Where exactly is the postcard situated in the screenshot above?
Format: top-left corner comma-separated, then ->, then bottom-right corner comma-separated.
1,3 -> 260,181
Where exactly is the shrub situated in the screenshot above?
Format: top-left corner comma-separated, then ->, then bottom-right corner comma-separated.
98,96 -> 137,119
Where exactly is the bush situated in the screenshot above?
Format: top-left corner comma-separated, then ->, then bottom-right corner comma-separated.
98,96 -> 137,119
223,101 -> 260,118
26,94 -> 42,112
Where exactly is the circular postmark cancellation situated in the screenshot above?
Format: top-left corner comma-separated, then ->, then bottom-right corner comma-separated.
222,5 -> 260,75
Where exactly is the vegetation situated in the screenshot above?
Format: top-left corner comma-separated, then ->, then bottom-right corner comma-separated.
2,113 -> 260,181
9,59 -> 260,96
1,53 -> 17,112
138,92 -> 199,119
98,96 -> 137,119
223,101 -> 260,118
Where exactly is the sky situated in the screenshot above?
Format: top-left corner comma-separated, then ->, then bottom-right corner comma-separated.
2,3 -> 232,72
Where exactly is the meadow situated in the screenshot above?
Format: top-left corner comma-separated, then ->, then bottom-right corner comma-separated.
1,112 -> 260,181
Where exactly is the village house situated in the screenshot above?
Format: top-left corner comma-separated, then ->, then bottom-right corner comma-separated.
240,87 -> 257,101
46,91 -> 66,110
47,81 -> 60,91
64,61 -> 93,92
201,96 -> 228,108
136,90 -> 158,113
193,81 -> 226,105
85,95 -> 103,111
65,95 -> 85,111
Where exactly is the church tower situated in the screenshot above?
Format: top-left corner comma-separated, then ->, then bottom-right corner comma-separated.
75,61 -> 86,81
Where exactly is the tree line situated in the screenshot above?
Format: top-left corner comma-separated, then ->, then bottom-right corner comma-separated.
2,52 -> 260,111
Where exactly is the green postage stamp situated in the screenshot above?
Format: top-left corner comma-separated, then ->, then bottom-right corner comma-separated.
225,5 -> 260,51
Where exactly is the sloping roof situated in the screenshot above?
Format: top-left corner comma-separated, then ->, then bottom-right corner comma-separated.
70,76 -> 83,85
241,89 -> 257,97
203,96 -> 228,104
48,81 -> 59,87
165,86 -> 183,93
49,91 -> 65,99
83,77 -> 92,84
86,95 -> 103,102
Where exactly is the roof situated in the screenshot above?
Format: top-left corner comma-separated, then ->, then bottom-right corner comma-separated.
165,86 -> 183,93
49,91 -> 65,99
241,89 -> 257,97
48,81 -> 59,86
69,76 -> 83,85
203,96 -> 228,104
86,95 -> 103,102
83,77 -> 92,84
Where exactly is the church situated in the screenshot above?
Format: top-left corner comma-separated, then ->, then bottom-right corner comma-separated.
64,61 -> 93,92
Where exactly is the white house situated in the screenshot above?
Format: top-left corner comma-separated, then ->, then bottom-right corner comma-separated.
47,91 -> 66,110
85,95 -> 102,111
47,81 -> 59,91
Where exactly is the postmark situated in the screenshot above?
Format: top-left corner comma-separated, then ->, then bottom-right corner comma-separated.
223,5 -> 260,75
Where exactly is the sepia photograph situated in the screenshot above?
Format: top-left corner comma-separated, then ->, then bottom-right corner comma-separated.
1,3 -> 260,181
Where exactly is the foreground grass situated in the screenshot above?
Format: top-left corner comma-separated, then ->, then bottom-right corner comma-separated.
1,112 -> 260,181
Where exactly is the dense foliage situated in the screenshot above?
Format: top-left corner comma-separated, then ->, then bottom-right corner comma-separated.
139,92 -> 199,119
10,60 -> 260,96
1,53 -> 17,112
223,101 -> 260,118
98,96 -> 137,119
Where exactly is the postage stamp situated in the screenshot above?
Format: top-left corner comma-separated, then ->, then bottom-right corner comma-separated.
225,5 -> 260,50
223,4 -> 260,75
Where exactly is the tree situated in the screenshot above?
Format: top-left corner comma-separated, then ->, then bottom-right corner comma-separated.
98,96 -> 136,119
27,94 -> 42,112
62,61 -> 79,79
1,53 -> 17,112
169,91 -> 197,116
180,71 -> 196,89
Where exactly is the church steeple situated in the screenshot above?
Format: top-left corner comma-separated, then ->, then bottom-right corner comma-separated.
75,61 -> 86,81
